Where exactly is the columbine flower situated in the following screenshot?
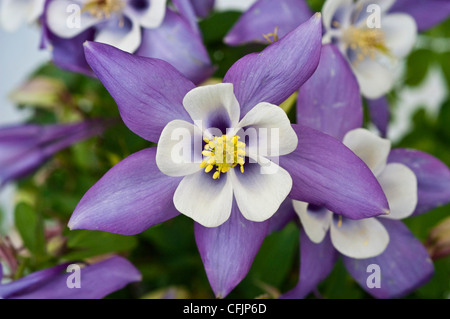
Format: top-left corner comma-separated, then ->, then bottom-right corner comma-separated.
0,256 -> 141,299
42,0 -> 214,83
320,0 -> 418,99
0,0 -> 45,31
46,0 -> 167,53
0,119 -> 110,187
222,0 -> 449,137
226,0 -> 421,99
68,14 -> 390,297
279,43 -> 450,299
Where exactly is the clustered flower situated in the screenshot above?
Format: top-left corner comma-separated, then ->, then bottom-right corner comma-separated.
0,0 -> 449,299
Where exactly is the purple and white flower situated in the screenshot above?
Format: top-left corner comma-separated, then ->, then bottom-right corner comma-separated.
321,0 -> 417,99
67,14 -> 391,297
279,43 -> 450,299
46,0 -> 167,54
42,0 -> 214,83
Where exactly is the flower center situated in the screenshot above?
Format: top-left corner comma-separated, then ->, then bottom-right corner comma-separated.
342,26 -> 389,61
82,0 -> 125,19
200,135 -> 246,180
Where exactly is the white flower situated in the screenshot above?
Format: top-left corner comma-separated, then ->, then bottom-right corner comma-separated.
46,0 -> 167,53
156,83 -> 298,227
294,128 -> 418,259
0,0 -> 45,31
322,0 -> 417,99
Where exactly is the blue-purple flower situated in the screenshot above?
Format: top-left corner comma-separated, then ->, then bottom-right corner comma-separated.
41,0 -> 214,83
0,256 -> 141,299
0,119 -> 110,187
223,0 -> 449,133
66,14 -> 391,297
280,43 -> 450,299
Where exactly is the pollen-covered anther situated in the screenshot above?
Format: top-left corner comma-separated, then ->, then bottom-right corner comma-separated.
200,135 -> 246,179
343,26 -> 389,61
82,0 -> 125,19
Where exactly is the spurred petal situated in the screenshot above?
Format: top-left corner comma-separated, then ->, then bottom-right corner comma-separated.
136,9 -> 215,85
297,44 -> 362,141
223,13 -> 322,117
377,163 -> 418,220
173,171 -> 233,227
390,0 -> 450,31
330,216 -> 389,259
294,201 -> 333,244
230,161 -> 292,222
125,0 -> 167,29
351,58 -> 395,100
382,14 -> 417,59
156,120 -> 203,177
282,231 -> 338,299
46,0 -> 100,38
343,128 -> 391,177
182,83 -> 240,129
388,149 -> 450,216
69,148 -> 181,235
280,124 -> 389,220
343,219 -> 434,298
0,256 -> 141,299
224,0 -> 313,45
84,41 -> 195,142
237,102 -> 298,157
94,17 -> 142,54
195,200 -> 269,298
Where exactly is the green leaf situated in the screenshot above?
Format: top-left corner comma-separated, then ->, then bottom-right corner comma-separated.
63,229 -> 138,260
14,202 -> 46,257
404,49 -> 435,87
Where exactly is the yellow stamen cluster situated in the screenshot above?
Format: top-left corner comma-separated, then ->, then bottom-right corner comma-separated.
82,0 -> 125,19
200,135 -> 246,180
343,26 -> 389,61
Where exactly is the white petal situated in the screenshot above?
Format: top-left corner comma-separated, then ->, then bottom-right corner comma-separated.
182,83 -> 241,131
29,0 -> 45,22
1,0 -> 30,31
156,120 -> 203,177
173,171 -> 233,227
378,163 -> 418,220
293,200 -> 333,244
350,57 -> 396,99
322,0 -> 353,30
46,0 -> 100,38
343,128 -> 391,177
94,17 -> 142,53
330,216 -> 389,259
382,13 -> 417,59
236,102 -> 298,158
125,0 -> 167,29
354,0 -> 396,14
230,160 -> 292,222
